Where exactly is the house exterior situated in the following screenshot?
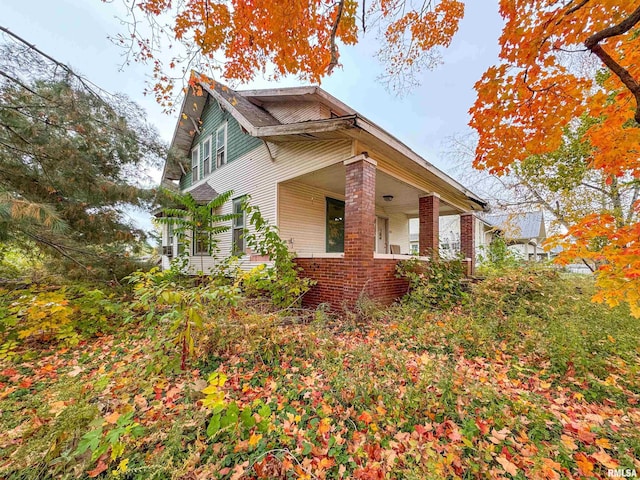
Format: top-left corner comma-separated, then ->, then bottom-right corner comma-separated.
159,74 -> 488,309
484,211 -> 550,261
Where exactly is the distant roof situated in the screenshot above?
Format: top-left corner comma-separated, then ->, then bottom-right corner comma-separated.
484,211 -> 546,240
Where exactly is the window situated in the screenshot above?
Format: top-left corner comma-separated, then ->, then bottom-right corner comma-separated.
167,223 -> 174,246
232,197 -> 246,255
202,137 -> 211,177
326,197 -> 345,253
193,227 -> 208,255
163,223 -> 174,257
410,244 -> 419,254
216,123 -> 227,168
191,144 -> 200,181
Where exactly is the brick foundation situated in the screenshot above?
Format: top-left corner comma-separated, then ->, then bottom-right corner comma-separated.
369,259 -> 411,305
294,257 -> 410,310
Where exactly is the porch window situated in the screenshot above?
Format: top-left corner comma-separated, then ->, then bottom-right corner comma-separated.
326,197 -> 345,253
232,196 -> 246,255
202,136 -> 211,177
191,144 -> 200,181
216,123 -> 227,168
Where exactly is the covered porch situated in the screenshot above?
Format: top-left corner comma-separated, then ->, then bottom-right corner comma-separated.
278,154 -> 479,309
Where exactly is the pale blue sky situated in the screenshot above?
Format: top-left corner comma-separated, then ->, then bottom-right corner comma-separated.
2,0 -> 503,228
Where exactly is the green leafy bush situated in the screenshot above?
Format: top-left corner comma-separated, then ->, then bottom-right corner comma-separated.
396,256 -> 467,311
470,264 -> 558,319
477,236 -> 522,274
0,284 -> 126,357
127,267 -> 241,369
242,200 -> 314,307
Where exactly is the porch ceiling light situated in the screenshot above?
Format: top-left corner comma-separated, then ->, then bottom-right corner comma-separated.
383,195 -> 394,202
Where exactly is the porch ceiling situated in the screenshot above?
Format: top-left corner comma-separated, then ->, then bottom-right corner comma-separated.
285,163 -> 460,216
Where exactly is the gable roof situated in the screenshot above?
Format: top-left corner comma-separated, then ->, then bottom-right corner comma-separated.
163,74 -> 488,212
188,182 -> 219,204
484,211 -> 546,241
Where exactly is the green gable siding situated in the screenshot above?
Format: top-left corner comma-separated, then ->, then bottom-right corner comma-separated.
180,97 -> 263,190
179,171 -> 192,191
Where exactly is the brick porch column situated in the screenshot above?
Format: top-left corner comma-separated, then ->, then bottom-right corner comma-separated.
343,155 -> 376,307
419,194 -> 439,257
460,213 -> 476,276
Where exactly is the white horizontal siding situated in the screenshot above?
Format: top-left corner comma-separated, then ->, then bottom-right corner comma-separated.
179,139 -> 351,272
387,213 -> 410,254
279,181 -> 411,256
278,182 -> 331,255
263,101 -> 328,124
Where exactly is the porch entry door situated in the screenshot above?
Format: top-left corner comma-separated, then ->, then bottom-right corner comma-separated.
375,216 -> 389,254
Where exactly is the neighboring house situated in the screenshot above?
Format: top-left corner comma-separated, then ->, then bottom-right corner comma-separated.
159,74 -> 488,309
484,211 -> 550,261
409,215 -> 496,260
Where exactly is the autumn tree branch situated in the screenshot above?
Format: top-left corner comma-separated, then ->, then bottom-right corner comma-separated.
564,0 -> 591,18
583,6 -> 640,123
327,0 -> 346,74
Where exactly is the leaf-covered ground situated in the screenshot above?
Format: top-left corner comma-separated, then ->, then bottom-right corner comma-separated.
1,273 -> 639,479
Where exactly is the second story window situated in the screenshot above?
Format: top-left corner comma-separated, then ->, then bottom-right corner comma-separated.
191,144 -> 200,181
202,137 -> 211,177
216,123 -> 227,168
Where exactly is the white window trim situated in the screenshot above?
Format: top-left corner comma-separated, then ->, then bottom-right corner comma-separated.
202,136 -> 212,178
232,196 -> 246,255
191,143 -> 200,182
167,223 -> 174,246
216,123 -> 228,168
192,227 -> 208,256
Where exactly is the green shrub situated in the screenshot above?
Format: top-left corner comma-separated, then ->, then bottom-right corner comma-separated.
0,284 -> 128,356
470,263 -> 558,319
477,236 -> 522,274
396,256 -> 467,311
462,266 -> 640,378
126,267 -> 242,369
242,200 -> 314,308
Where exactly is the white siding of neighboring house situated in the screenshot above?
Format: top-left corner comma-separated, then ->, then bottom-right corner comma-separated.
438,215 -> 492,259
262,101 -> 331,124
279,181 -> 411,256
409,215 -> 493,260
508,242 -> 550,261
168,139 -> 352,273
